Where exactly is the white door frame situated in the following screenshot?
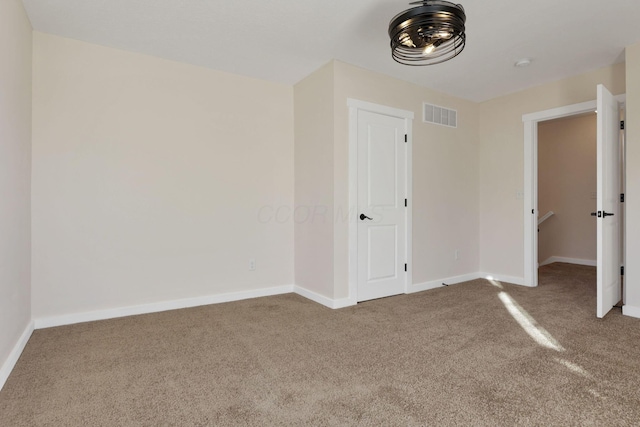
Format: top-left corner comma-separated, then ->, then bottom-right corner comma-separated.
522,94 -> 626,288
347,99 -> 414,305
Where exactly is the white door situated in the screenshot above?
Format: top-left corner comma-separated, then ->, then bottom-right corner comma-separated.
596,84 -> 621,318
357,110 -> 407,302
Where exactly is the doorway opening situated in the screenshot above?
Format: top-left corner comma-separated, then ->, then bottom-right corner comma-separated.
522,91 -> 626,317
537,113 -> 598,269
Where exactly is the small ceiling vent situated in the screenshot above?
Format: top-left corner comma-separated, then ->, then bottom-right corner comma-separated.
423,102 -> 457,128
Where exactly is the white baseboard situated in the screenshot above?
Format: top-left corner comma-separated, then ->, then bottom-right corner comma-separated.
622,305 -> 640,319
478,273 -> 526,287
297,273 -> 527,306
540,256 -> 596,267
331,297 -> 356,309
30,270 -> 535,330
0,320 -> 34,392
293,286 -> 355,309
410,272 -> 527,293
409,272 -> 481,293
34,285 -> 295,329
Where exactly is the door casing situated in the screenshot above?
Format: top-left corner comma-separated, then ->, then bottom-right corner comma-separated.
522,94 -> 626,291
347,99 -> 414,305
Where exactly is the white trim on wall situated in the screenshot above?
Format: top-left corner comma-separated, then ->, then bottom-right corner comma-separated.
478,273 -> 526,287
522,95 -> 626,288
523,119 -> 539,288
539,256 -> 597,267
0,321 -> 34,392
347,104 -> 359,306
347,98 -> 414,305
410,272 -> 481,293
410,272 -> 526,293
35,271 -> 527,330
294,286 -> 352,309
32,269 -> 519,331
522,100 -> 597,287
34,285 -> 294,329
347,99 -> 415,121
4,271 -> 523,389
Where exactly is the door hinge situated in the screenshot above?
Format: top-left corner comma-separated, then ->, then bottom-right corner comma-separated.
621,193 -> 625,203
405,198 -> 407,207
404,134 -> 408,143
404,263 -> 407,272
620,120 -> 625,130
621,266 -> 625,276
532,209 -> 535,214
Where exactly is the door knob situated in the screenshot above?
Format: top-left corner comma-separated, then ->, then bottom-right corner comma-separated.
590,211 -> 614,218
359,214 -> 373,221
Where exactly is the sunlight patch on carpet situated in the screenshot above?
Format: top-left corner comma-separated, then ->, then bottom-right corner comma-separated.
485,276 -> 504,289
554,358 -> 594,380
498,292 -> 565,352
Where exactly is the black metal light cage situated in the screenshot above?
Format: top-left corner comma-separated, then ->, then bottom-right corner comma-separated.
388,0 -> 466,66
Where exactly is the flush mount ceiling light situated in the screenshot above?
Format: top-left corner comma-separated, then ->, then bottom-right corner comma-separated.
388,0 -> 466,66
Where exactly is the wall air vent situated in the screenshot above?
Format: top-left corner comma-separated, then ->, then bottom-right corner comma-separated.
423,102 -> 457,128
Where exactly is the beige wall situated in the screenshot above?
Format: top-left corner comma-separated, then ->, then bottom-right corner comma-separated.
0,0 -> 32,372
333,61 -> 480,297
479,63 -> 625,280
625,43 -> 640,312
538,114 -> 597,264
31,33 -> 294,318
8,23 -> 638,326
294,63 -> 335,298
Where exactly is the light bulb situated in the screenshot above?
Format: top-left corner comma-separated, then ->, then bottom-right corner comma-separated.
400,33 -> 416,48
424,44 -> 435,54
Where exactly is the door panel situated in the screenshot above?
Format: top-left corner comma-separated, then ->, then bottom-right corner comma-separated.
368,225 -> 398,281
368,125 -> 398,207
357,110 -> 406,302
596,84 -> 621,318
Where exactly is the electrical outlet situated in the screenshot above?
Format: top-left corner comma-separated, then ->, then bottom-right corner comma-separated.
454,249 -> 460,261
249,258 -> 256,271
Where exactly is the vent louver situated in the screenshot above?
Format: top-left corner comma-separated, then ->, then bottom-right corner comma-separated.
423,103 -> 457,128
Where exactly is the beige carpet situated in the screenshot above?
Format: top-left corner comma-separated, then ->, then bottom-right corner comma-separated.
1,263 -> 639,426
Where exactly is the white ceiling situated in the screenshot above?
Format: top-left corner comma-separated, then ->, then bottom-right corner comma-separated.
21,0 -> 640,102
